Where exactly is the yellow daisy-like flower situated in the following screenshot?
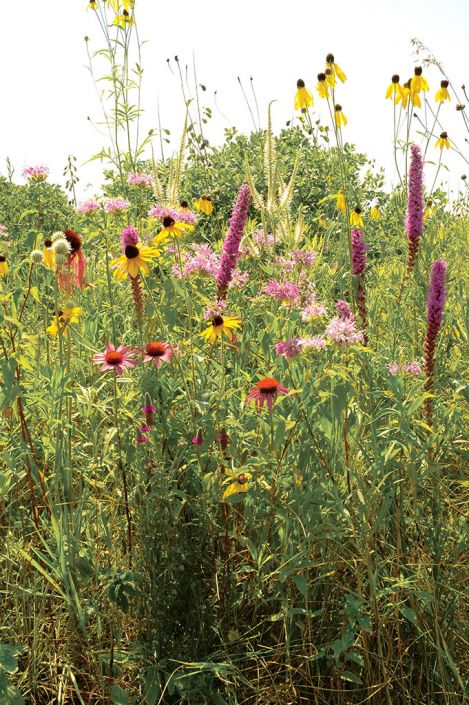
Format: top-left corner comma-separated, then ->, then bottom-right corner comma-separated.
334,104 -> 347,128
385,75 -> 405,103
370,206 -> 381,221
112,9 -> 134,27
153,217 -> 194,245
396,81 -> 411,109
410,89 -> 422,108
194,195 -> 213,215
294,79 -> 314,110
87,0 -> 98,9
325,68 -> 336,88
0,254 -> 8,277
326,53 -> 347,83
47,307 -> 82,336
435,80 -> 450,103
350,207 -> 364,227
42,239 -> 56,269
316,73 -> 330,99
410,67 -> 429,95
335,191 -> 346,213
110,243 -> 161,281
200,314 -> 241,344
435,131 -> 450,150
222,468 -> 252,500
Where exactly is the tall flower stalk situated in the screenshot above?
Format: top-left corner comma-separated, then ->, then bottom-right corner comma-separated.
405,144 -> 424,275
216,184 -> 250,300
424,260 -> 447,425
351,229 -> 368,343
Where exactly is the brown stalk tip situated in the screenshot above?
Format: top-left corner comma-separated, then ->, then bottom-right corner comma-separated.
297,79 -> 305,88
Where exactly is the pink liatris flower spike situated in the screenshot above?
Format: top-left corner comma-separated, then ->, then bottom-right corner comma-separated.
351,229 -> 368,342
245,377 -> 289,412
405,144 -> 424,275
92,343 -> 139,377
424,259 -> 447,423
216,183 -> 251,300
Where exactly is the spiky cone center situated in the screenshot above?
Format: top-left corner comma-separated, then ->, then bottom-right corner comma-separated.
257,377 -> 280,395
129,273 -> 145,322
146,342 -> 166,357
105,350 -> 124,366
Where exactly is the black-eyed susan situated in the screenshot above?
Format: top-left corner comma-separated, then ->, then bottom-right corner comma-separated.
222,468 -> 252,500
0,254 -> 8,277
294,79 -> 314,111
194,195 -> 213,215
112,9 -> 134,27
316,73 -> 330,99
46,307 -> 82,336
110,243 -> 160,280
200,314 -> 241,344
435,80 -> 450,103
334,104 -> 347,128
42,239 -> 55,269
153,216 -> 194,244
350,207 -> 364,227
385,75 -> 405,103
435,131 -> 450,150
370,205 -> 381,221
326,53 -> 347,83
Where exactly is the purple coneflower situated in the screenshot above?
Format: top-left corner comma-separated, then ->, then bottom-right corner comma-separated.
92,343 -> 139,376
245,377 -> 289,412
424,259 -> 447,423
405,144 -> 424,274
216,184 -> 251,299
141,341 -> 175,368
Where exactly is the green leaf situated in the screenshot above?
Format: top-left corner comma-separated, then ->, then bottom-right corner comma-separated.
110,684 -> 130,705
340,670 -> 363,685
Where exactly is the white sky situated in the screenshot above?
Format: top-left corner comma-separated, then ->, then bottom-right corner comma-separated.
2,0 -> 468,199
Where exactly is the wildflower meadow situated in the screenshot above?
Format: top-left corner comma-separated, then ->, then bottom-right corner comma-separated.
0,4 -> 468,704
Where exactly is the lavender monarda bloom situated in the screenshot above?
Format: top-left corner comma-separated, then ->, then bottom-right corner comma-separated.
216,184 -> 250,300
405,144 -> 424,274
424,259 -> 447,423
351,229 -> 368,342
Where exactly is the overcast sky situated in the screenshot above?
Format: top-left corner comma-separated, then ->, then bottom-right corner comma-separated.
2,0 -> 468,198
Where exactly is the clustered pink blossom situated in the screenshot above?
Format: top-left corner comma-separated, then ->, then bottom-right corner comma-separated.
299,336 -> 327,350
229,269 -> 249,288
276,338 -> 302,359
301,299 -> 327,321
120,225 -> 140,251
216,184 -> 251,299
76,199 -> 100,213
127,172 -> 153,187
148,204 -> 197,225
172,243 -> 219,279
388,362 -> 422,376
292,250 -> 316,266
105,197 -> 130,213
262,280 -> 300,304
252,230 -> 275,249
204,301 -> 227,321
325,300 -> 364,348
22,165 -> 49,182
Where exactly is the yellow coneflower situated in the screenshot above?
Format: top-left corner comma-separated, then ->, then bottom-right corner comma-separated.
153,216 -> 194,244
42,239 -> 56,269
110,243 -> 160,280
410,66 -> 429,95
334,104 -> 347,128
200,314 -> 241,344
112,9 -> 134,27
222,468 -> 252,500
294,79 -> 314,110
396,80 -> 411,109
316,73 -> 330,99
435,131 -> 450,150
424,199 -> 433,221
46,307 -> 82,336
87,0 -> 98,9
325,68 -> 336,88
0,254 -> 8,277
326,53 -> 347,83
335,191 -> 346,213
350,207 -> 364,227
370,206 -> 381,221
194,195 -> 213,215
385,74 -> 405,103
435,80 -> 450,103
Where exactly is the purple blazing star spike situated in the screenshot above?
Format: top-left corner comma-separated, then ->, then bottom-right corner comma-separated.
405,144 -> 424,274
216,184 -> 250,300
424,259 -> 447,423
351,229 -> 367,276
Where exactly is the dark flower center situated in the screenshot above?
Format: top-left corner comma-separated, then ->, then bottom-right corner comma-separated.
257,377 -> 279,394
237,473 -> 248,485
44,239 -> 53,247
414,67 -> 423,76
297,79 -> 305,88
163,216 -> 175,227
317,73 -> 326,82
392,74 -> 400,83
440,131 -> 448,139
0,255 -> 6,262
212,315 -> 224,326
125,244 -> 139,259
441,80 -> 449,88
335,104 -> 342,112
180,200 -> 188,208
105,351 -> 123,365
146,342 -> 166,357
354,206 -> 362,214
64,230 -> 82,252
326,53 -> 334,63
